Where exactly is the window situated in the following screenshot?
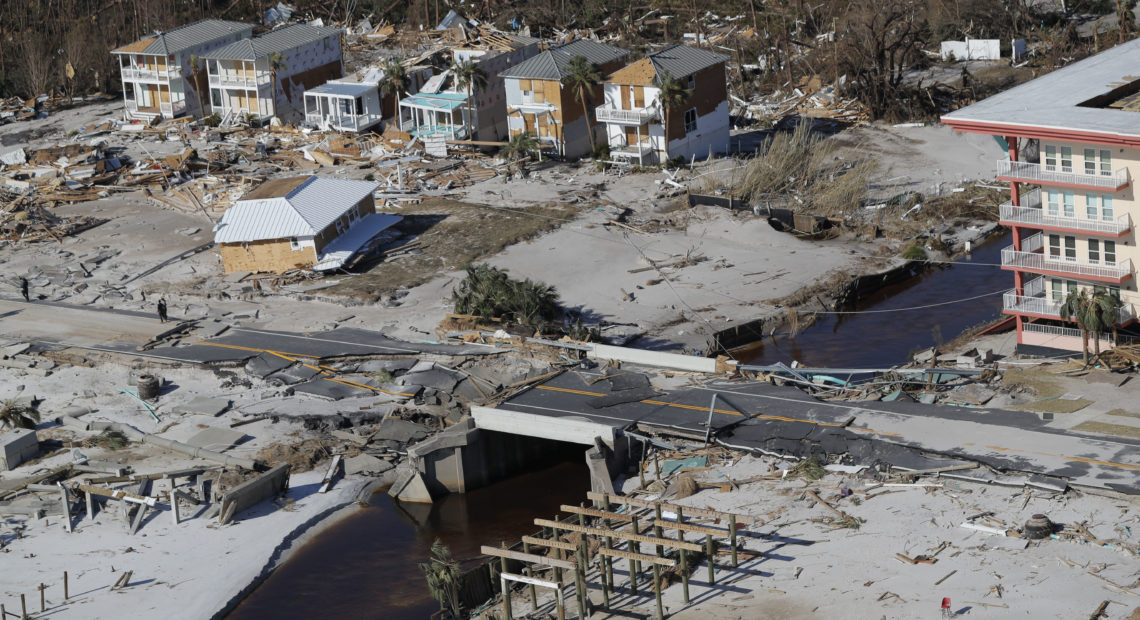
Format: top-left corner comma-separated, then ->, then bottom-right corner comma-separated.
1086,194 -> 1098,220
289,237 -> 302,251
1090,238 -> 1100,263
1051,279 -> 1063,302
1047,190 -> 1060,216
355,97 -> 363,115
683,108 -> 697,133
335,218 -> 345,235
1100,149 -> 1112,176
686,75 -> 695,90
1062,191 -> 1074,218
1044,145 -> 1057,171
1060,146 -> 1073,173
1103,195 -> 1114,220
1048,234 -> 1062,259
211,88 -> 222,107
1065,236 -> 1076,261
1105,240 -> 1117,265
1085,148 -> 1096,175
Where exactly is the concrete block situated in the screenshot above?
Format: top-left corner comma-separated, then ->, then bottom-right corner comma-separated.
344,454 -> 395,476
396,471 -> 433,503
218,464 -> 290,525
471,406 -> 617,447
186,427 -> 246,452
0,428 -> 39,470
373,419 -> 431,444
173,396 -> 231,417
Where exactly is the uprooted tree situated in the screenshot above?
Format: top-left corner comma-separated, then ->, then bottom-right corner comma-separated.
420,539 -> 462,618
452,264 -> 561,327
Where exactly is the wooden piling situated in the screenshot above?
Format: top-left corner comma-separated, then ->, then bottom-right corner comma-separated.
600,536 -> 610,607
500,549 -> 512,620
680,548 -> 690,603
654,504 -> 664,557
729,514 -> 738,567
653,564 -> 664,620
64,572 -> 68,600
521,540 -> 537,609
38,584 -> 44,612
20,593 -> 26,620
705,535 -> 715,584
630,515 -> 641,593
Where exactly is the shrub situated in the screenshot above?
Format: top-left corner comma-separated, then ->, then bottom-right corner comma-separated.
452,264 -> 560,327
0,400 -> 39,430
901,244 -> 928,261
201,113 -> 221,128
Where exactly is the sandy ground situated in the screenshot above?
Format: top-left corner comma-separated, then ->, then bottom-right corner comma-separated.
504,453 -> 1140,620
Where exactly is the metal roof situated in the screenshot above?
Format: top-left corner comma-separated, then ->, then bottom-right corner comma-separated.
500,40 -> 628,81
942,37 -> 1140,140
645,44 -> 729,79
205,24 -> 342,60
113,19 -> 253,56
214,176 -> 380,243
308,82 -> 374,97
314,213 -> 403,271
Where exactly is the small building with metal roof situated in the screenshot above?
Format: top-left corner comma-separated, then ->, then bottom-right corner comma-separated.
111,19 -> 254,121
214,176 -> 401,273
203,24 -> 344,124
303,62 -> 433,133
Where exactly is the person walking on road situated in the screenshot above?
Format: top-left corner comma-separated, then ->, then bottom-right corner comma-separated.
20,277 -> 29,302
157,298 -> 168,323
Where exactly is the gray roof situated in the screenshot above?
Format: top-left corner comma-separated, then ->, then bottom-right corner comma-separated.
647,44 -> 729,79
942,38 -> 1140,140
308,82 -> 374,97
500,40 -> 628,80
215,176 -> 379,243
115,19 -> 253,56
205,24 -> 342,61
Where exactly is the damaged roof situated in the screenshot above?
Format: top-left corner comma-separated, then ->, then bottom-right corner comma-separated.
500,39 -> 629,81
606,44 -> 728,85
205,23 -> 342,60
112,19 -> 253,56
214,176 -> 380,243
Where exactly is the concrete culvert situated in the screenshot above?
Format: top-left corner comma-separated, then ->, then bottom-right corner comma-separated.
136,374 -> 160,400
1023,514 -> 1055,540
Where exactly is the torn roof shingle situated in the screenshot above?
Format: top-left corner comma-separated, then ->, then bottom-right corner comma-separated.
204,23 -> 343,61
214,176 -> 380,243
500,39 -> 629,81
113,19 -> 253,56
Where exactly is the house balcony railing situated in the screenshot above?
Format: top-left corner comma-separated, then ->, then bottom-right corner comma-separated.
595,105 -> 660,125
208,73 -> 270,89
1022,322 -> 1137,346
121,67 -> 172,82
306,112 -> 384,132
1001,233 -> 1133,282
610,141 -> 654,158
125,100 -> 176,117
999,189 -> 1131,235
996,159 -> 1130,191
1002,276 -> 1135,323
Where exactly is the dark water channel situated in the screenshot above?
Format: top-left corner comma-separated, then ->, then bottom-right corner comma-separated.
227,458 -> 589,620
228,232 -> 1011,619
737,232 -> 1010,367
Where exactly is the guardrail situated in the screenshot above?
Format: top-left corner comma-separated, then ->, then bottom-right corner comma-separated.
996,159 -> 1129,190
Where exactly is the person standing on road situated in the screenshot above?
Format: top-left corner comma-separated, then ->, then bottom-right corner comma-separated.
157,298 -> 168,323
20,277 -> 29,302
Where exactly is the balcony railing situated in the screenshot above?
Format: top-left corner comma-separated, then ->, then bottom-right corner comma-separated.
209,73 -> 269,89
595,105 -> 660,125
1001,233 -> 1133,281
611,141 -> 654,158
1022,322 -> 1137,346
306,112 -> 384,131
1000,189 -> 1131,235
125,100 -> 175,117
121,67 -> 172,82
996,159 -> 1129,191
1004,276 -> 1135,323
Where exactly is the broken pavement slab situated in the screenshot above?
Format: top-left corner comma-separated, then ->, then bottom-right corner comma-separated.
172,396 -> 232,417
185,427 -> 246,452
344,453 -> 395,476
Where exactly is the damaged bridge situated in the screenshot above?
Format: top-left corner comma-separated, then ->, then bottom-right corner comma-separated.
478,369 -> 1140,495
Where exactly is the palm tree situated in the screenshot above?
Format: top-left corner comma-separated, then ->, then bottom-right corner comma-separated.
378,57 -> 409,119
419,539 -> 461,617
452,59 -> 488,139
561,54 -> 603,153
1060,289 -> 1122,364
652,69 -> 692,159
267,51 -> 288,120
188,54 -> 205,118
0,400 -> 39,430
500,131 -> 539,174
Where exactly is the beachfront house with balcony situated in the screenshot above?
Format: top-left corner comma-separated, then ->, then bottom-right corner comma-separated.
942,38 -> 1140,354
112,19 -> 253,121
214,175 -> 402,273
500,39 -> 629,158
303,63 -> 433,133
598,44 -> 730,165
204,23 -> 343,124
397,31 -> 539,143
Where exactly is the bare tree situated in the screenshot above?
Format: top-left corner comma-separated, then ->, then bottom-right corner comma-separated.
62,21 -> 94,102
17,33 -> 55,99
838,0 -> 928,120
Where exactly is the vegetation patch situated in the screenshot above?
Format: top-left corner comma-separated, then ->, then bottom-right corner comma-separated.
1002,369 -> 1066,399
1072,421 -> 1140,440
1105,408 -> 1140,419
1010,397 -> 1093,414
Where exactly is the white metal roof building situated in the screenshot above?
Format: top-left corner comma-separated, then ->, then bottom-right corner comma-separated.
214,176 -> 379,243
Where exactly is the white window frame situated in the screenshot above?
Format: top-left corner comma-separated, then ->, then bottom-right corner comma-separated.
1084,148 -> 1096,175
1089,238 -> 1100,264
683,107 -> 697,133
289,237 -> 302,251
1104,240 -> 1117,266
1064,235 -> 1077,262
1086,193 -> 1098,220
1044,145 -> 1057,171
1100,149 -> 1112,176
1060,146 -> 1073,173
1102,195 -> 1114,220
1046,189 -> 1060,216
1062,191 -> 1074,218
1048,233 -> 1062,260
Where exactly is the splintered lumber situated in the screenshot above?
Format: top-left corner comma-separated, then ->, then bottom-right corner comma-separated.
587,491 -> 754,523
560,504 -> 636,521
480,545 -> 576,570
896,463 -> 979,477
521,536 -> 578,552
70,483 -> 157,507
0,465 -> 73,501
534,518 -> 702,552
598,547 -> 676,567
86,468 -> 208,484
806,490 -> 849,519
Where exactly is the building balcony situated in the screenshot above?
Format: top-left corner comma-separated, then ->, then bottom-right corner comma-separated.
209,73 -> 270,90
121,67 -> 172,83
305,112 -> 384,132
1002,276 -> 1135,323
1021,321 -> 1137,350
125,100 -> 176,118
1001,233 -> 1133,283
595,105 -> 660,125
996,159 -> 1129,191
610,141 -> 654,159
999,189 -> 1131,236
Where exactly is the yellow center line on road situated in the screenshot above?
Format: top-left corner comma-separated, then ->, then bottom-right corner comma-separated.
534,385 -> 903,438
